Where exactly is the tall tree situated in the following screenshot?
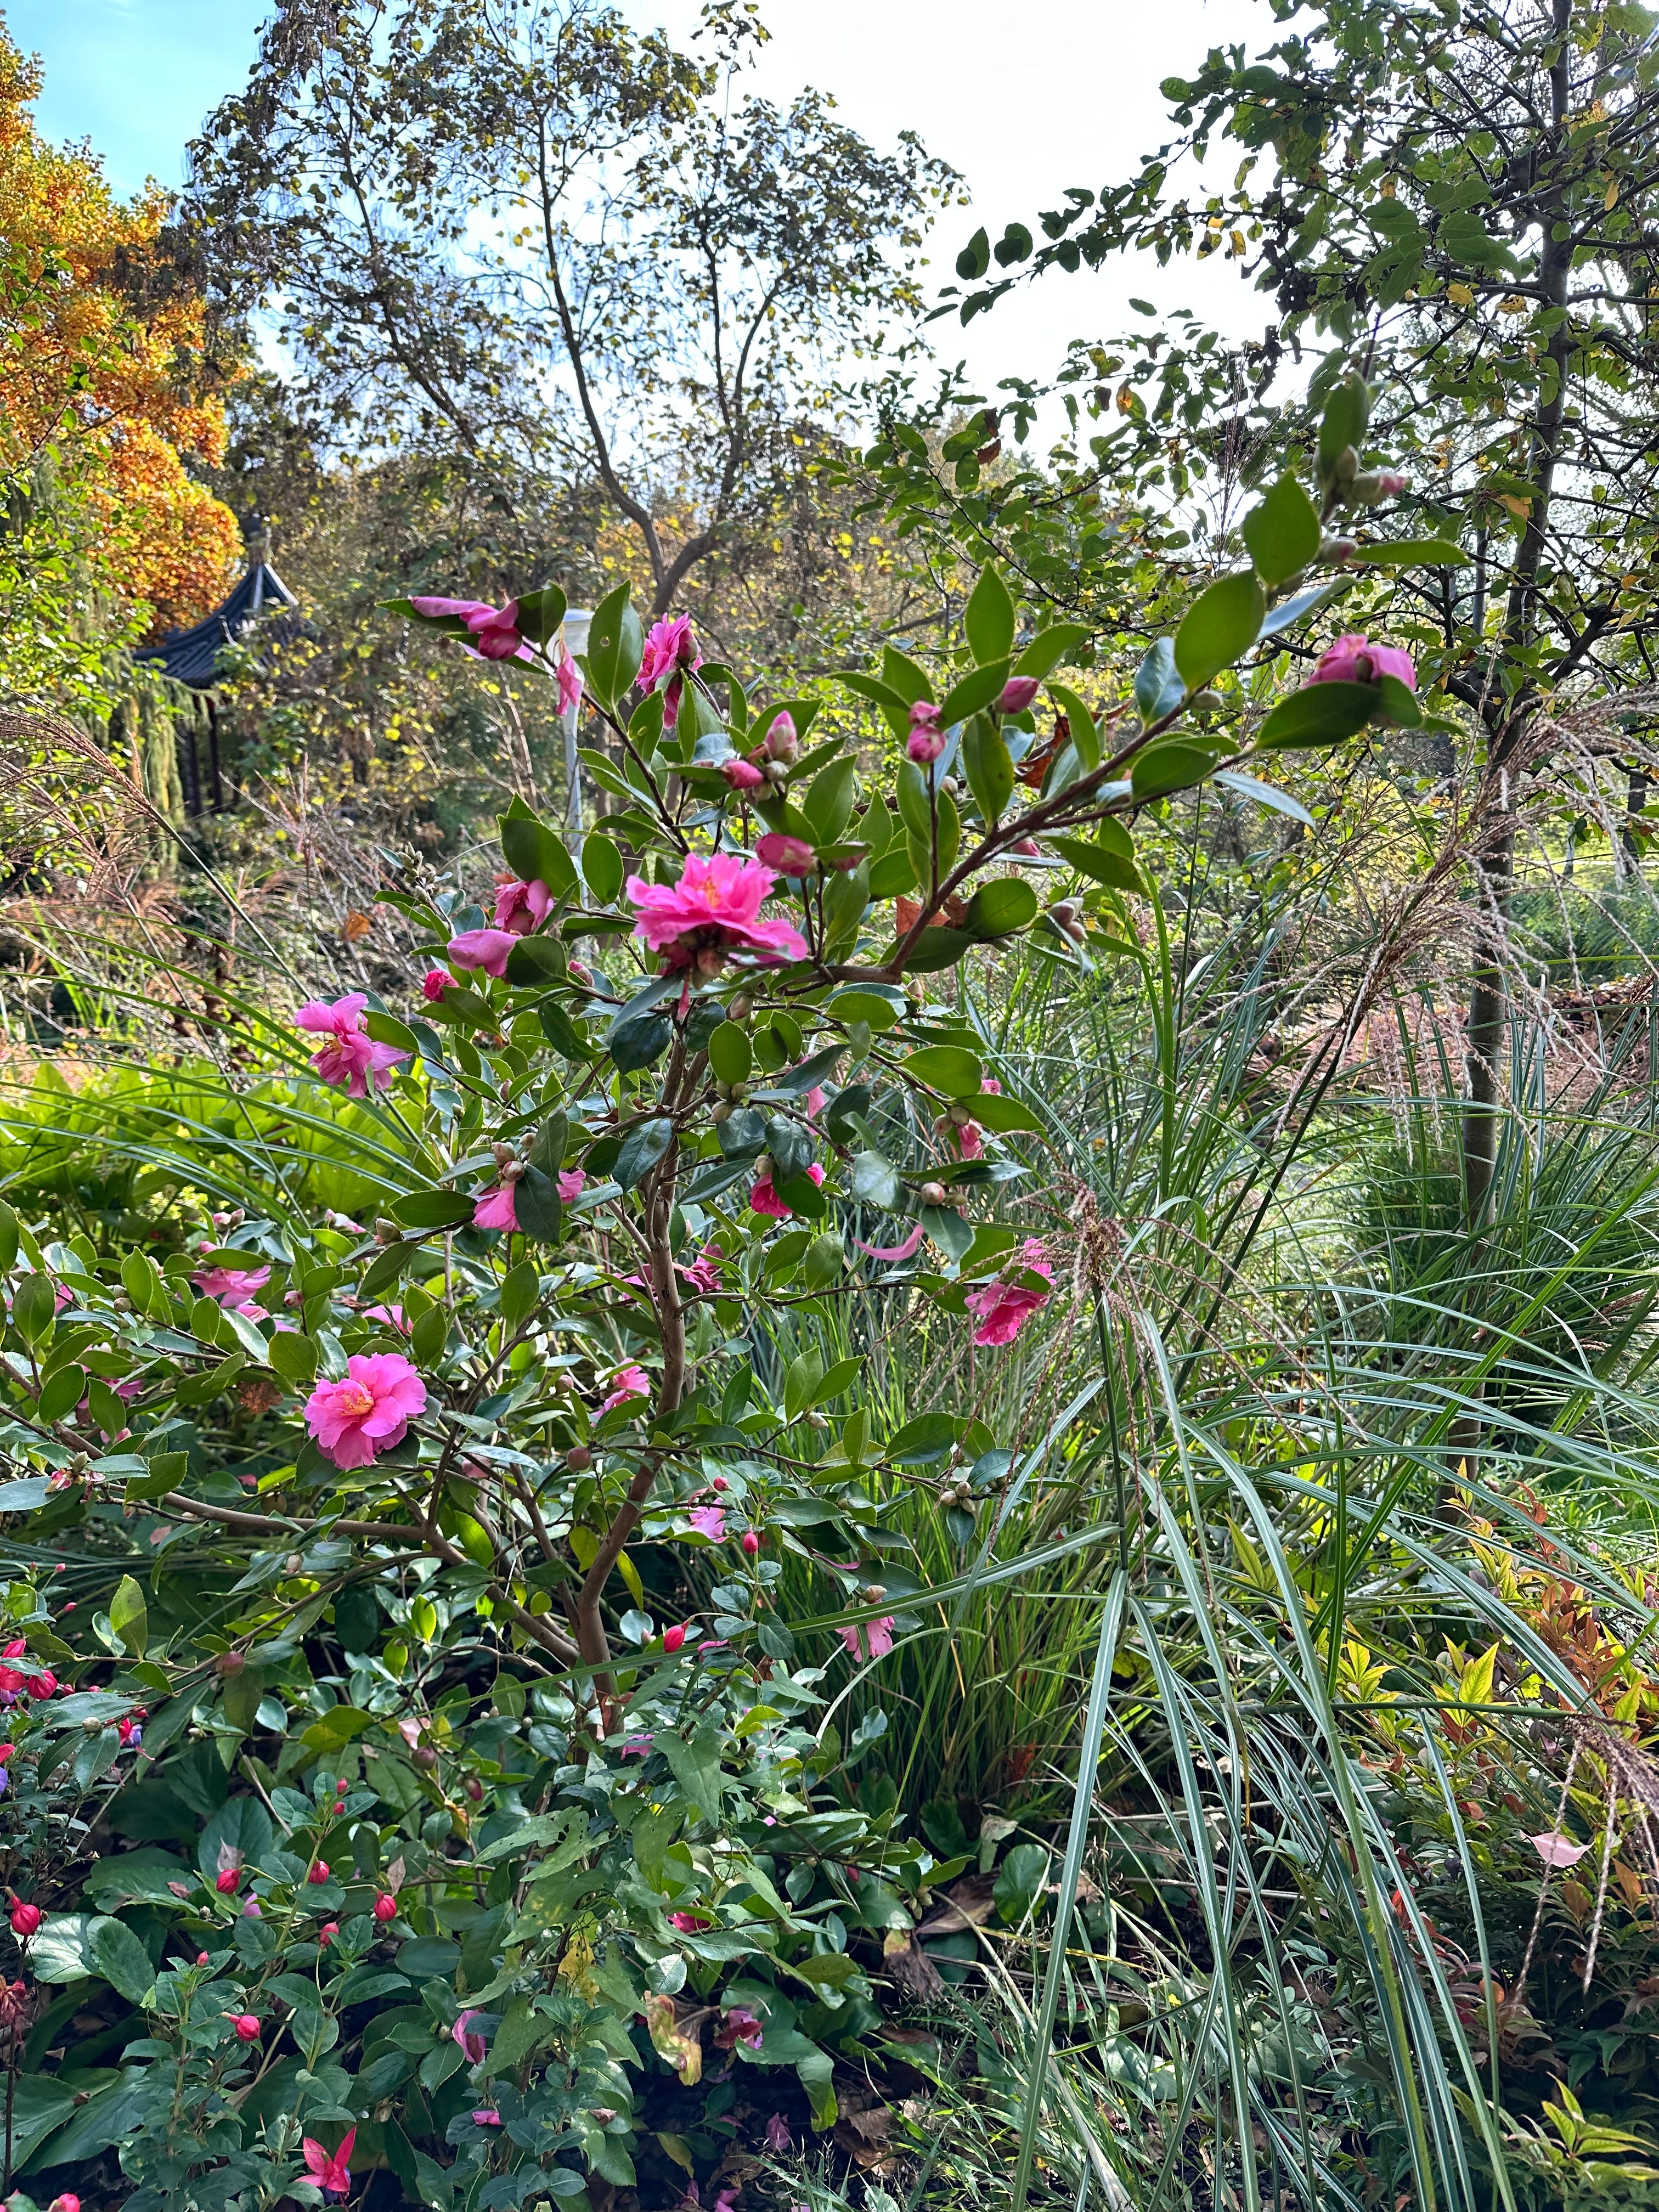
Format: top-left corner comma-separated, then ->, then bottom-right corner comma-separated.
188,0 -> 955,617
0,20 -> 240,701
939,0 -> 1659,1215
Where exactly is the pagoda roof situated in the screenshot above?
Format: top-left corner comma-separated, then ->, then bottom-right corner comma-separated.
134,559 -> 299,689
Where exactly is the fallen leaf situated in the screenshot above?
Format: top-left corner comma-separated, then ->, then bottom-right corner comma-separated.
342,910 -> 373,944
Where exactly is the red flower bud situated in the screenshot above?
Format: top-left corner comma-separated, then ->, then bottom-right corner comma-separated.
741,1530 -> 760,1557
663,1624 -> 686,1654
319,1921 -> 339,1944
232,2013 -> 261,2042
308,1861 -> 330,1884
997,677 -> 1041,715
373,1892 -> 398,1923
9,1901 -> 40,1937
196,1950 -> 210,1965
215,1869 -> 240,1895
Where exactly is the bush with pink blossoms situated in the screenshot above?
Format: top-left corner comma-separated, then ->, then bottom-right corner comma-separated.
0,402 -> 1468,2210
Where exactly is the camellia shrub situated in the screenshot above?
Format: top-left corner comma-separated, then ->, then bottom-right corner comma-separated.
0,377 -> 1452,2210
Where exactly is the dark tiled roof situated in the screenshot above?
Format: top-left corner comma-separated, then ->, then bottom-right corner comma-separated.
134,561 -> 299,689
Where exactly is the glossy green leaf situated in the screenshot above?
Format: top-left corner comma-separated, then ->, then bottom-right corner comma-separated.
499,799 -> 579,900
614,1118 -> 674,1191
390,1190 -> 476,1230
1243,474 -> 1322,588
1013,622 -> 1092,680
1173,572 -> 1265,693
1047,833 -> 1144,893
902,1045 -> 985,1098
583,580 -> 643,708
1134,637 -> 1184,725
964,877 -> 1039,939
582,833 -> 625,905
938,660 -> 1012,728
1131,742 -> 1218,800
964,566 -> 1015,664
1256,680 -> 1379,749
961,713 -> 1014,823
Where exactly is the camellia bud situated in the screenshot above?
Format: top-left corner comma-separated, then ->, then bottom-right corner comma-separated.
721,756 -> 765,791
727,993 -> 752,1023
741,1530 -> 760,1558
464,1776 -> 483,1801
861,1584 -> 888,1605
763,759 -> 790,785
47,2194 -> 80,2212
695,947 -> 726,979
663,1624 -> 687,1654
492,1142 -> 515,1167
373,1892 -> 398,1923
9,1901 -> 40,1937
414,1746 -> 438,1769
764,712 -> 798,762
1347,470 -> 1386,505
215,1868 -> 241,1895
565,1445 -> 592,1472
1316,535 -> 1358,564
232,2014 -> 261,2042
907,700 -> 945,765
1012,837 -> 1040,856
920,1181 -> 948,1206
374,1217 -> 402,1245
755,832 -> 815,875
710,1100 -> 733,1124
1190,690 -> 1223,713
997,676 -> 1041,716
308,1860 -> 330,1884
319,1921 -> 338,1945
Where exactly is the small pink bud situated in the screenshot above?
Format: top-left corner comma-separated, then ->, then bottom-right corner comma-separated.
196,1950 -> 210,1966
997,676 -> 1040,715
308,1860 -> 330,1884
906,699 -> 945,764
422,968 -> 454,1001
232,2013 -> 261,2042
319,1921 -> 339,1944
1377,470 -> 1407,496
754,832 -> 815,874
741,1530 -> 760,1557
373,1892 -> 398,1923
763,712 -> 798,761
663,1624 -> 687,1654
1012,837 -> 1040,856
9,1901 -> 40,1937
215,1869 -> 240,1896
720,757 -> 765,791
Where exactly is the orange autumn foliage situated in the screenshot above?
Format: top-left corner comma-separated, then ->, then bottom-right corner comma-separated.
0,22 -> 239,636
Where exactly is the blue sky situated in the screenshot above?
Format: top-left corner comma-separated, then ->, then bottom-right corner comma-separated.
8,0 -> 1268,393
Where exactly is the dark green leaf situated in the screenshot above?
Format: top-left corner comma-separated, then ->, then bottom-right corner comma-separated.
963,877 -> 1039,939
499,799 -> 579,899
1133,638 -> 1184,725
581,832 -> 626,905
514,1165 -> 564,1241
391,1190 -> 476,1231
584,581 -> 643,708
1256,680 -> 1378,749
962,714 -> 1014,823
1047,834 -> 1144,893
938,661 -> 1012,727
608,1006 -> 673,1073
902,1045 -> 984,1097
849,1152 -> 903,1210
1131,743 -> 1218,800
614,1118 -> 674,1190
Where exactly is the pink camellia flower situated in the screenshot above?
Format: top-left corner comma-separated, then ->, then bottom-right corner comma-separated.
472,2109 -> 503,2127
639,613 -> 701,690
998,676 -> 1040,715
963,1238 -> 1053,1347
1376,470 -> 1408,497
602,1364 -> 651,1413
557,1167 -> 586,1203
447,927 -> 520,979
422,969 -> 454,1002
304,1353 -> 427,1470
364,1303 -> 408,1333
557,645 -> 583,716
453,2010 -> 489,2064
625,850 -> 808,968
688,1505 -> 726,1541
464,600 -> 528,661
193,1263 -> 272,1307
669,1911 -> 712,1933
721,756 -> 765,792
1307,633 -> 1417,692
302,2126 -> 357,2203
473,1183 -> 517,1232
754,832 -> 815,876
749,1162 -> 824,1218
765,2113 -> 792,2153
681,1243 -> 723,1296
838,1618 -> 896,1662
494,876 -> 551,935
47,2194 -> 80,2212
907,699 -> 945,764
714,2005 -> 764,2050
296,994 -> 409,1097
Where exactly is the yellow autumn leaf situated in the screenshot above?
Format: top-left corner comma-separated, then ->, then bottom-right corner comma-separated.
1446,281 -> 1475,307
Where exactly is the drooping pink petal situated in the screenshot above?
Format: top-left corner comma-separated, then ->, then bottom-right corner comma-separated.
852,1223 -> 926,1262
1529,1830 -> 1589,1869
